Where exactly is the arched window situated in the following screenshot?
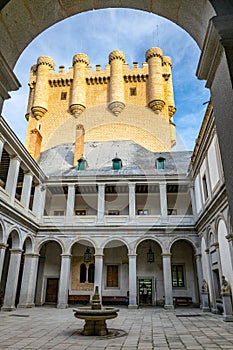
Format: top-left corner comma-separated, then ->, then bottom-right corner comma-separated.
88,263 -> 95,283
80,263 -> 86,283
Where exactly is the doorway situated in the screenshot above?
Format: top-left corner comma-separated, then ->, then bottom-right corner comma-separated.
138,278 -> 153,305
45,278 -> 59,303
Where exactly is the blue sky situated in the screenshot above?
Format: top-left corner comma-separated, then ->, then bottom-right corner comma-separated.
2,8 -> 210,151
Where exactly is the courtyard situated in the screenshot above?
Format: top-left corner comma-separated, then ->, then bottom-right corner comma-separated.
0,306 -> 233,350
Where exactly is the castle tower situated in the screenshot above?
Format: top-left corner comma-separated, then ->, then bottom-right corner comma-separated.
31,56 -> 55,120
70,53 -> 89,117
108,50 -> 125,116
146,47 -> 165,113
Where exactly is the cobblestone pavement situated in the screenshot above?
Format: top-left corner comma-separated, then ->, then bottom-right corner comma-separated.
1,306 -> 233,349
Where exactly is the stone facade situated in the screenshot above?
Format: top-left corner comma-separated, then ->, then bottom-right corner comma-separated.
25,48 -> 176,157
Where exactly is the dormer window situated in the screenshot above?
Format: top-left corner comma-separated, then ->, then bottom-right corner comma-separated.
156,157 -> 165,170
77,156 -> 87,170
112,154 -> 122,170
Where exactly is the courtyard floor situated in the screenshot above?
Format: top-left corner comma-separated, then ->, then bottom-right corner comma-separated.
1,306 -> 233,349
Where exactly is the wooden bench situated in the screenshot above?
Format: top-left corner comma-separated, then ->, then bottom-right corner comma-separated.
68,295 -> 90,305
173,297 -> 192,307
102,296 -> 128,305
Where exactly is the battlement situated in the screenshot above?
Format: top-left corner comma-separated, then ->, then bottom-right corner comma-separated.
25,48 -> 176,159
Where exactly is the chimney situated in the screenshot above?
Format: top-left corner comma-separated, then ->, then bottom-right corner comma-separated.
74,124 -> 85,165
28,128 -> 42,159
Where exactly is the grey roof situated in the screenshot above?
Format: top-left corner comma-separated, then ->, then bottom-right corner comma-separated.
37,140 -> 192,178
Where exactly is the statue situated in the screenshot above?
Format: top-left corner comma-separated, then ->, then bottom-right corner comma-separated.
201,279 -> 208,293
221,276 -> 231,295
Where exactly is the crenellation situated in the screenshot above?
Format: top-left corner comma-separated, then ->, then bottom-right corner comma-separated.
25,48 -> 176,157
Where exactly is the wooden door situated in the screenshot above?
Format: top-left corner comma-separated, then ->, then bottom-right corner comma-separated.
45,278 -> 59,303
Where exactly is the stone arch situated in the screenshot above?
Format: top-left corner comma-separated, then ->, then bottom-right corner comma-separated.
22,235 -> 34,254
35,237 -> 65,255
169,236 -> 197,253
6,227 -> 22,249
135,236 -> 163,253
0,219 -> 5,243
0,1 -> 216,69
103,237 -> 129,252
69,237 -> 96,255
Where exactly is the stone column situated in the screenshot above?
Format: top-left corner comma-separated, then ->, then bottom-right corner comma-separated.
94,252 -> 103,296
57,254 -> 71,309
162,253 -> 174,309
108,50 -> 125,115
159,182 -> 167,223
66,185 -> 75,222
5,155 -> 21,205
206,249 -> 217,313
32,185 -> 46,221
146,47 -> 165,113
18,253 -> 39,308
0,135 -> 4,161
70,53 -> 89,117
2,249 -> 22,311
97,184 -> 105,223
20,172 -> 33,212
0,243 -> 7,281
128,254 -> 137,308
194,251 -> 203,301
128,183 -> 136,222
31,56 -> 54,120
189,184 -> 197,221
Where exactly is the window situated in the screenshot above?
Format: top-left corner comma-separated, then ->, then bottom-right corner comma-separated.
157,157 -> 166,170
80,263 -> 86,283
61,91 -> 67,100
130,87 -> 137,96
202,175 -> 209,201
107,265 -> 118,287
108,210 -> 120,215
137,209 -> 149,215
172,265 -> 184,287
53,210 -> 65,216
88,264 -> 95,283
75,209 -> 87,216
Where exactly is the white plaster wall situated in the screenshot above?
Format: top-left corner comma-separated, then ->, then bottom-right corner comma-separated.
75,194 -> 98,215
44,242 -> 61,275
207,135 -> 220,192
194,175 -> 202,214
105,193 -> 129,214
218,219 -> 233,290
167,192 -> 192,215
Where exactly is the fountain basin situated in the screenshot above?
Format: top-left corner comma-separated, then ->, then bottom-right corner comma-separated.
73,307 -> 119,336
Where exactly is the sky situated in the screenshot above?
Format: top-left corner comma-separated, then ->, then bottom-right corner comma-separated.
1,8 -> 210,151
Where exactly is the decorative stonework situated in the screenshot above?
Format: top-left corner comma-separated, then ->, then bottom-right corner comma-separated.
37,56 -> 54,69
146,47 -> 163,61
108,101 -> 125,116
70,104 -> 86,117
109,50 -> 125,63
163,56 -> 172,67
148,99 -> 165,113
31,106 -> 47,120
73,53 -> 89,66
168,106 -> 176,117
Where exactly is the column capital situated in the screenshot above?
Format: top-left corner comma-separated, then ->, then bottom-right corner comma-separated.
9,154 -> 21,162
225,234 -> 233,241
128,253 -> 137,258
10,249 -> 23,254
0,243 -> 8,250
161,253 -> 171,258
60,254 -> 71,258
24,253 -> 40,258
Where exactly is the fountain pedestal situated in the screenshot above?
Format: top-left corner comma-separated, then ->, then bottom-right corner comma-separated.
73,286 -> 119,336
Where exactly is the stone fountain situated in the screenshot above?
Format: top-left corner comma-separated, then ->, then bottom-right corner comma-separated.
73,286 -> 119,336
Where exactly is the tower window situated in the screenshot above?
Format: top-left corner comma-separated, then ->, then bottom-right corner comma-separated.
130,87 -> 137,96
61,91 -> 67,100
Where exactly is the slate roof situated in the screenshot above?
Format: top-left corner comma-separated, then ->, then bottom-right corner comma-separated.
37,140 -> 192,178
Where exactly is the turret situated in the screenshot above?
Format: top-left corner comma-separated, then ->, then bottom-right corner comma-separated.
146,47 -> 165,113
70,53 -> 89,117
31,56 -> 54,120
108,50 -> 125,115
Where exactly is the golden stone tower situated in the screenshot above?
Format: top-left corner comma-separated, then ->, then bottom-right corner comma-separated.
25,48 -> 176,161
